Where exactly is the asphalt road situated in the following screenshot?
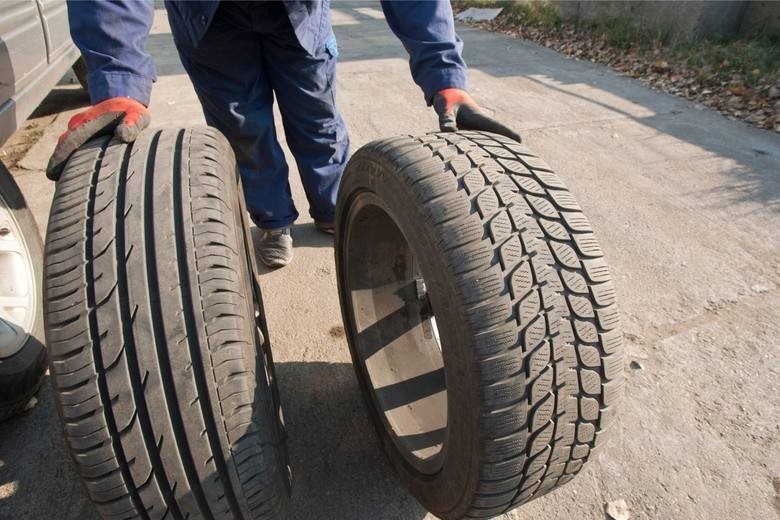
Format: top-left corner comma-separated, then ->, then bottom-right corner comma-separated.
1,5 -> 779,520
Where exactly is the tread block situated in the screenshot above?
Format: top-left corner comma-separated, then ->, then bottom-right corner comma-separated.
548,190 -> 581,211
579,398 -> 600,421
488,211 -> 514,243
551,242 -> 581,269
498,157 -> 533,175
596,304 -> 621,330
567,294 -> 595,319
463,169 -> 487,194
579,369 -> 601,395
519,155 -> 553,172
573,319 -> 598,343
535,171 -> 567,190
526,195 -> 559,219
561,269 -> 589,294
582,258 -> 611,283
561,211 -> 592,232
539,218 -> 570,240
476,188 -> 500,217
499,236 -> 525,270
513,175 -> 546,195
449,155 -> 473,175
600,328 -> 624,355
577,344 -> 601,368
573,233 -> 604,258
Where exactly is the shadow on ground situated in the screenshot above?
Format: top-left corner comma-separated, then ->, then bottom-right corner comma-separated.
277,361 -> 426,519
0,363 -> 425,520
0,376 -> 98,520
30,85 -> 90,119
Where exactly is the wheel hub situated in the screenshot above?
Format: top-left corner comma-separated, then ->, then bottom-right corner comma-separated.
0,193 -> 36,359
343,197 -> 447,475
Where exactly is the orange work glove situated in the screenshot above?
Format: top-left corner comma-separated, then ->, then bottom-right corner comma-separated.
46,97 -> 150,180
433,88 -> 521,142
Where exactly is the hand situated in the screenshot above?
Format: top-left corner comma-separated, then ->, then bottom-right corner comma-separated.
433,88 -> 521,143
46,97 -> 151,180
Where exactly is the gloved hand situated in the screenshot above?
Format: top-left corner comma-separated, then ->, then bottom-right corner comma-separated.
433,88 -> 521,143
46,97 -> 150,180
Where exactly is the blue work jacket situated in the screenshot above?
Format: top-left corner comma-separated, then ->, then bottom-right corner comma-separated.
67,0 -> 469,106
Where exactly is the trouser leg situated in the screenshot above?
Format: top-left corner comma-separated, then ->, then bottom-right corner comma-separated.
173,3 -> 298,228
258,19 -> 349,224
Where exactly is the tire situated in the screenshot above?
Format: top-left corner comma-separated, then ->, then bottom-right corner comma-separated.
44,127 -> 290,519
335,131 -> 624,519
0,162 -> 46,421
73,56 -> 89,93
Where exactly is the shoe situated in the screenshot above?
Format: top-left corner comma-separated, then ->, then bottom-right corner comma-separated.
315,221 -> 335,235
258,226 -> 293,268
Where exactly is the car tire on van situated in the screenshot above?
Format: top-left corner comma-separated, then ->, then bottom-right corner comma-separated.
0,163 -> 46,421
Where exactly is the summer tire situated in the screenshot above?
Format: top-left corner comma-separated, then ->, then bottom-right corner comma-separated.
44,127 -> 290,519
0,162 -> 46,421
336,131 -> 624,519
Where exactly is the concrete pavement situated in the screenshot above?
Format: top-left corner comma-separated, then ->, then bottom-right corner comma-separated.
1,4 -> 778,520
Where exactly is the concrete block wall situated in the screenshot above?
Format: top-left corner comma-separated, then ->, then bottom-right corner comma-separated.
739,0 -> 780,37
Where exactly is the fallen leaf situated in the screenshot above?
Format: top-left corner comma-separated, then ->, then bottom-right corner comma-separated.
729,85 -> 748,96
652,59 -> 671,72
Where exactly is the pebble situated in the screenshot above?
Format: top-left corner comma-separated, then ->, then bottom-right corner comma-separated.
751,284 -> 770,294
605,499 -> 630,520
630,360 -> 644,370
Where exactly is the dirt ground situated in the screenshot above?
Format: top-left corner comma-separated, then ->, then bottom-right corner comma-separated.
1,5 -> 778,520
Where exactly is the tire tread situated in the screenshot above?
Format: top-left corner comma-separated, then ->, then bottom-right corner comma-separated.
45,128 -> 289,520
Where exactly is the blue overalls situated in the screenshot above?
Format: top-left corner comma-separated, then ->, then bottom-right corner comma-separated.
67,0 -> 468,228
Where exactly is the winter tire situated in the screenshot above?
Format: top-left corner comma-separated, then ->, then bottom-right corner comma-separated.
44,127 -> 290,519
0,162 -> 46,421
336,131 -> 624,519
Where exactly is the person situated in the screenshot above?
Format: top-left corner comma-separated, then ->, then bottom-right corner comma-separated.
48,0 -> 521,267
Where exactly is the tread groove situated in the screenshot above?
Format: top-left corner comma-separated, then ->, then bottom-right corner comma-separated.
85,138 -> 149,519
142,130 -> 214,519
174,129 -> 244,519
115,138 -> 184,519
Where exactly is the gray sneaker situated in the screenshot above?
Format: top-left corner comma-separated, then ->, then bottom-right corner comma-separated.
315,221 -> 335,235
258,226 -> 293,268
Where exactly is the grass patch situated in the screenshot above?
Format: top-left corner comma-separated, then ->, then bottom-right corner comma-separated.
670,35 -> 780,88
583,17 -> 666,50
